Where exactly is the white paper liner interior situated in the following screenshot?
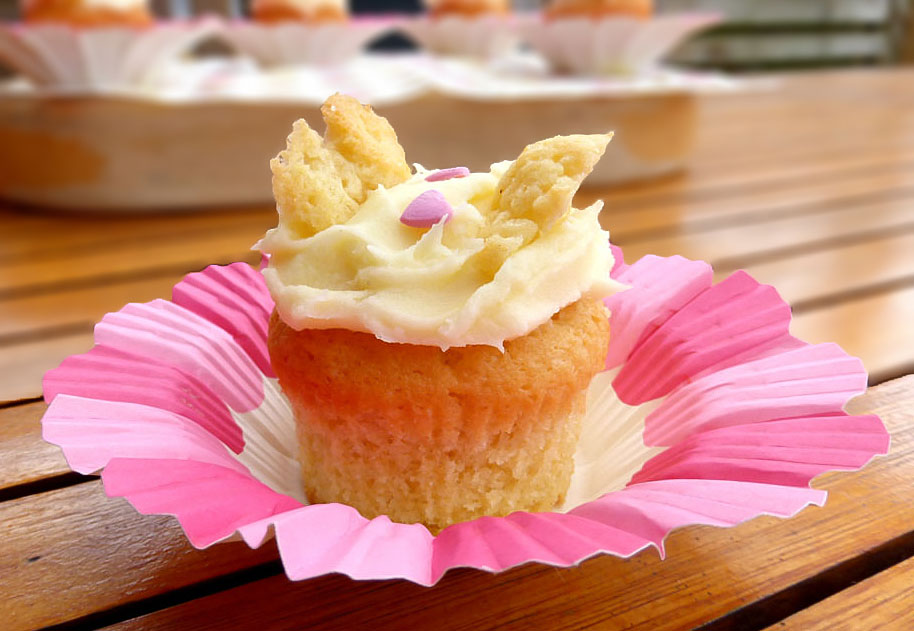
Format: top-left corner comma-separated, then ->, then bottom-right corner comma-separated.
229,376 -> 303,503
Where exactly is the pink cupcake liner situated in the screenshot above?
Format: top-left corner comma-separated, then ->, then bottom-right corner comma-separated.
41,253 -> 889,586
218,18 -> 397,67
520,13 -> 722,75
0,19 -> 219,90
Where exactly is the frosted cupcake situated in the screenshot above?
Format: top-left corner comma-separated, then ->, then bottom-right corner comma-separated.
251,0 -> 346,23
545,0 -> 652,19
400,0 -> 518,59
258,94 -> 624,533
425,0 -> 509,17
22,0 -> 153,26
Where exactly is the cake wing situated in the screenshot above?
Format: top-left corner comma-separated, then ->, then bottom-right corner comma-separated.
321,94 -> 412,204
493,133 -> 612,233
271,94 -> 411,238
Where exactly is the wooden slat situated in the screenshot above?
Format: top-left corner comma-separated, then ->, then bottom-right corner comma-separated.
729,231 -> 914,306
0,481 -> 280,631
0,207 -> 273,259
77,378 -> 908,631
765,555 -> 914,630
616,198 -> 914,265
0,275 -> 182,340
599,146 -> 914,209
598,171 -> 914,240
0,332 -> 94,404
791,287 -> 914,384
0,227 -> 260,297
0,402 -> 67,491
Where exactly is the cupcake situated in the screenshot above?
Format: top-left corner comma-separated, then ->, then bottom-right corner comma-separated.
2,0 -> 219,88
258,94 -> 624,533
220,0 -> 390,66
400,0 -> 518,60
22,0 -> 153,26
545,0 -> 652,19
425,0 -> 509,18
250,0 -> 346,23
523,0 -> 717,75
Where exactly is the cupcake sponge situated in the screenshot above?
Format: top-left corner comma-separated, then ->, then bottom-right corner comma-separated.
269,298 -> 610,533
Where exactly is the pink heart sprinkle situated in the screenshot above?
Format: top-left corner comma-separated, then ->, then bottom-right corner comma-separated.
400,190 -> 454,228
425,167 -> 470,182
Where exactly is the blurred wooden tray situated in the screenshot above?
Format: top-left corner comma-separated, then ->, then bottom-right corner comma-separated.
0,57 -> 737,211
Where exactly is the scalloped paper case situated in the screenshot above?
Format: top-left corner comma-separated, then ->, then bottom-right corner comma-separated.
218,19 -> 396,67
41,251 -> 889,585
520,13 -> 721,75
0,20 -> 218,89
398,15 -> 520,60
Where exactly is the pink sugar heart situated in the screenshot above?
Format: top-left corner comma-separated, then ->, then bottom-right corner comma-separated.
425,167 -> 470,182
400,190 -> 454,228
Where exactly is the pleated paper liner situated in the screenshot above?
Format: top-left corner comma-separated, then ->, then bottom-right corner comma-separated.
41,252 -> 889,585
217,18 -> 397,67
519,12 -> 721,75
0,19 -> 219,90
398,15 -> 520,60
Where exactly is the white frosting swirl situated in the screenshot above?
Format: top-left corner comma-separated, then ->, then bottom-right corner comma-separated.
258,162 -> 624,350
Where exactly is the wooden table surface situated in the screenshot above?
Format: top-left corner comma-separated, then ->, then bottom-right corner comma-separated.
2,68 -> 914,630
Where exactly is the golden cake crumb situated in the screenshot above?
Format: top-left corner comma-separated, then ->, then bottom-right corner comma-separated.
270,94 -> 410,238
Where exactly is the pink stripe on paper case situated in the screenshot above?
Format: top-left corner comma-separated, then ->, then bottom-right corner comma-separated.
94,300 -> 266,413
44,346 -> 244,453
605,252 -> 713,370
42,395 -> 250,476
173,262 -> 276,378
613,271 -> 795,405
571,480 -> 828,555
644,343 -> 868,446
102,458 -> 302,549
266,505 -> 435,584
632,413 -> 889,488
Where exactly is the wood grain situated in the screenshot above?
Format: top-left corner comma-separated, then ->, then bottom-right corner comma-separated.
0,226 -> 260,296
792,287 -> 914,384
0,481 -> 280,631
723,230 -> 914,305
617,200 -> 914,268
0,275 -> 182,340
79,378 -> 909,631
765,555 -> 914,631
600,172 -> 914,241
0,207 -> 272,260
0,332 -> 94,404
0,402 -> 68,492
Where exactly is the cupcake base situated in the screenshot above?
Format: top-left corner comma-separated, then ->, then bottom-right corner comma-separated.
269,298 -> 610,533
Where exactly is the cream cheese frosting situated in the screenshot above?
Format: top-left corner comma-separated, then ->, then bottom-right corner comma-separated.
258,162 -> 625,350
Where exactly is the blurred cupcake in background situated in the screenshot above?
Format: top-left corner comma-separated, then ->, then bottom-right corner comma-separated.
425,0 -> 508,17
522,0 -> 718,75
250,0 -> 346,23
220,0 -> 395,67
0,0 -> 218,89
399,0 -> 519,61
22,0 -> 153,26
544,0 -> 651,19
